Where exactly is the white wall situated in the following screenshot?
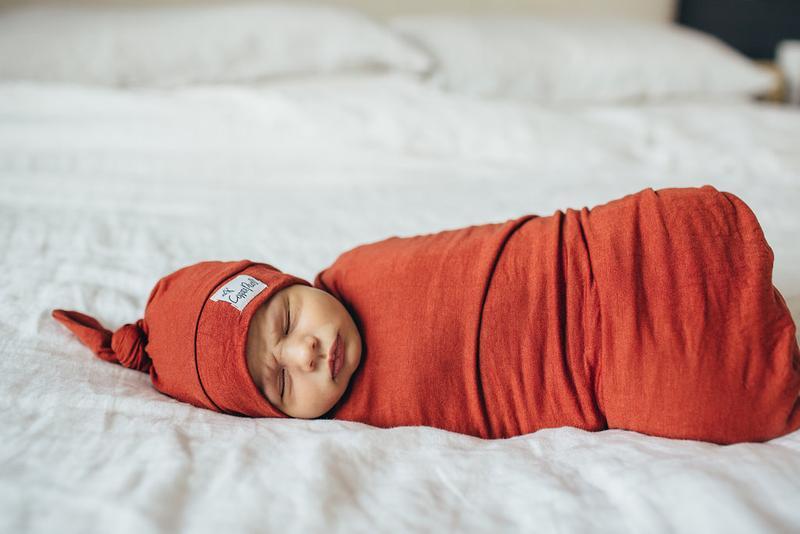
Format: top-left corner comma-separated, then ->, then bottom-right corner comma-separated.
0,0 -> 678,23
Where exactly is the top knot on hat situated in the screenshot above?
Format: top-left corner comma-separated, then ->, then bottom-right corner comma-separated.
51,310 -> 152,373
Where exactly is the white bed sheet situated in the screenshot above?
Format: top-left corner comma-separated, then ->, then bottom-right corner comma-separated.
1,73 -> 799,533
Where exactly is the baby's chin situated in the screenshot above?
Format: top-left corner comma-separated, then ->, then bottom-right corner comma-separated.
285,378 -> 352,419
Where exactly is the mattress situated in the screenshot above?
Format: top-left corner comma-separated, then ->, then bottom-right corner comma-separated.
1,72 -> 799,532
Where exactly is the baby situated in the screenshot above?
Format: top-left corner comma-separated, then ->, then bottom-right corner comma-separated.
244,282 -> 362,419
53,185 -> 800,444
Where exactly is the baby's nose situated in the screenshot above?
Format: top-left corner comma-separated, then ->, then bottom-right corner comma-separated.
288,335 -> 321,372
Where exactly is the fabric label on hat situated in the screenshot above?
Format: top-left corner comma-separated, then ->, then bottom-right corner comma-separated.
210,275 -> 267,312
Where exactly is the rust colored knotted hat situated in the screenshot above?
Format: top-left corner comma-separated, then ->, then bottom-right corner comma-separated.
52,260 -> 311,417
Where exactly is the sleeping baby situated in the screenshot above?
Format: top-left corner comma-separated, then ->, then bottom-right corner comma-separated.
52,185 -> 800,444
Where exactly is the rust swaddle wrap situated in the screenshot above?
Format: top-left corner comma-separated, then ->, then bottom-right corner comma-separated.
315,185 -> 800,443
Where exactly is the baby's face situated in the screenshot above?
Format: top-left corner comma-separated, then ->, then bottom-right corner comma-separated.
246,284 -> 362,419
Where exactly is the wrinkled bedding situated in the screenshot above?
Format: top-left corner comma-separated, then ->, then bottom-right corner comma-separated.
1,74 -> 799,532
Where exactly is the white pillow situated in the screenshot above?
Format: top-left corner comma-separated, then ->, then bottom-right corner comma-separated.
390,14 -> 776,104
0,1 -> 431,86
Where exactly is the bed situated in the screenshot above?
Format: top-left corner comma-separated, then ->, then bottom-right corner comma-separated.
1,0 -> 799,532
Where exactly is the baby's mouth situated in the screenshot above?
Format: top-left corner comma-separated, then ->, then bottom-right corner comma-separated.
328,332 -> 344,380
